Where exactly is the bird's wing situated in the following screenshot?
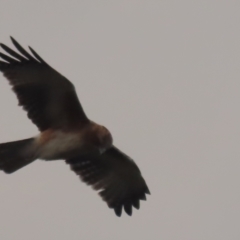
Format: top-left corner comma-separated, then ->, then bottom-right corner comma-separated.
0,37 -> 89,131
66,146 -> 150,216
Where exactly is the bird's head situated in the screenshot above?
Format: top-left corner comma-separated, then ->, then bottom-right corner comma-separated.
96,125 -> 113,154
87,123 -> 113,154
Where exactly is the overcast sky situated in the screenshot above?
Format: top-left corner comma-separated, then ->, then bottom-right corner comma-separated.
0,1 -> 240,239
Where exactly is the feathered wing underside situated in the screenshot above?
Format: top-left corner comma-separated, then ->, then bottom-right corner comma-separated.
0,37 -> 89,131
66,146 -> 150,216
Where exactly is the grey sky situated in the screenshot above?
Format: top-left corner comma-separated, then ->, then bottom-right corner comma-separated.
0,1 -> 240,239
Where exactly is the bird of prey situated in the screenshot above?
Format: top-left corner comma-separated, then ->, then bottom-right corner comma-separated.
0,37 -> 150,216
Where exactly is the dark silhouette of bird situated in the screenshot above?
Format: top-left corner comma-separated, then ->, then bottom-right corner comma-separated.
0,37 -> 150,216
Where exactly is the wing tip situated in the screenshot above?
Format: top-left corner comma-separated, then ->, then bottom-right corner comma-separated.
28,46 -> 47,64
0,43 -> 6,48
124,203 -> 133,216
9,36 -> 15,42
145,186 -> 151,195
114,206 -> 123,217
111,190 -> 150,216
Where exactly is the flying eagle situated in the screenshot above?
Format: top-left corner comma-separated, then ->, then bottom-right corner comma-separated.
0,37 -> 150,217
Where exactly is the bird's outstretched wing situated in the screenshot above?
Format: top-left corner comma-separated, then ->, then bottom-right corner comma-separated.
0,37 -> 89,131
66,146 -> 150,216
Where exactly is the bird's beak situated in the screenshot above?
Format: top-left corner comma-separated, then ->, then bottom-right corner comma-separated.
99,148 -> 106,154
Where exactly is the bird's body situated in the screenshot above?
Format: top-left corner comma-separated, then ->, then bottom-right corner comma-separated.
36,122 -> 112,160
0,37 -> 149,216
37,129 -> 85,160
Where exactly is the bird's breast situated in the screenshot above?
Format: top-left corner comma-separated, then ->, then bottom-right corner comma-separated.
36,130 -> 84,160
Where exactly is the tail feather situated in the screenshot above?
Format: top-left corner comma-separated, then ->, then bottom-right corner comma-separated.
0,138 -> 36,173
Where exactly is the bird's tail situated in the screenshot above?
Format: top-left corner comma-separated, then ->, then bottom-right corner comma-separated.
0,138 -> 37,174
